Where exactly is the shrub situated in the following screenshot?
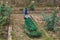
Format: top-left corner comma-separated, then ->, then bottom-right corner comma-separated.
42,11 -> 59,31
0,4 -> 13,25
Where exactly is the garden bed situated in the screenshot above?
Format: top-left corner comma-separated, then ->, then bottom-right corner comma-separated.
11,7 -> 60,40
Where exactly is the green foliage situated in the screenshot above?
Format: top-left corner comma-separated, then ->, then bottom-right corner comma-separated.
24,18 -> 42,37
0,16 -> 8,25
28,1 -> 35,11
42,11 -> 59,31
0,4 -> 13,25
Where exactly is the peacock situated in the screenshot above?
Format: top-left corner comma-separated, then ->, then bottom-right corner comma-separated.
24,17 -> 42,37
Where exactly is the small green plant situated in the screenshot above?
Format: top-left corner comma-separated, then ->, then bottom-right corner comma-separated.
28,1 -> 35,11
